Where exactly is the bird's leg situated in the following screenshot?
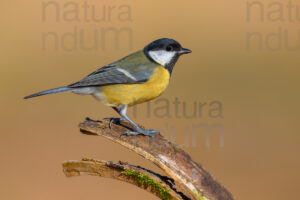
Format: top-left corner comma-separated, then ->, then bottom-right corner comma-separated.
117,104 -> 160,138
105,107 -> 125,128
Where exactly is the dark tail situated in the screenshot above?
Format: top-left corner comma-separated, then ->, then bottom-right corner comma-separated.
24,86 -> 72,99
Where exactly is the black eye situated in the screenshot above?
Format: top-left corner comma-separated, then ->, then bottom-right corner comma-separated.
166,45 -> 173,51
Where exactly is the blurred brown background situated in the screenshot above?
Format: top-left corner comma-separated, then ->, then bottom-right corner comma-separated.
1,0 -> 300,199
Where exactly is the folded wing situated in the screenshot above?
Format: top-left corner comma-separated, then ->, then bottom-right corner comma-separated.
69,51 -> 157,88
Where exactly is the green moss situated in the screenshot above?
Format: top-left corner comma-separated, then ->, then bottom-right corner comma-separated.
193,189 -> 206,200
121,169 -> 171,200
172,145 -> 182,153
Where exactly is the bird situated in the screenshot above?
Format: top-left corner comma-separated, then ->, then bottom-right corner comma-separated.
24,38 -> 192,137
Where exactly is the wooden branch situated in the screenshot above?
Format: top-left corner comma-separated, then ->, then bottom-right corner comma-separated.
62,119 -> 234,200
63,159 -> 183,200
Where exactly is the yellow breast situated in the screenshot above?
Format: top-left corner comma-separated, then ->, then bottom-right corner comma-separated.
99,66 -> 170,107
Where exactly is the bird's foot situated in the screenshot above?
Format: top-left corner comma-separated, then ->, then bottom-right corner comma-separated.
120,129 -> 160,139
105,117 -> 124,128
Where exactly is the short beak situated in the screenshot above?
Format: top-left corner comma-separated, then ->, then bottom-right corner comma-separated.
178,48 -> 192,55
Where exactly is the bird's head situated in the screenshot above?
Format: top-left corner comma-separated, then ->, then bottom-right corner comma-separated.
143,38 -> 191,73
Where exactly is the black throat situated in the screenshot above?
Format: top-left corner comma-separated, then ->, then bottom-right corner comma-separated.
164,55 -> 179,75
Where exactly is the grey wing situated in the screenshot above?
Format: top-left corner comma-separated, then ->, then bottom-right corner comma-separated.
68,64 -> 154,88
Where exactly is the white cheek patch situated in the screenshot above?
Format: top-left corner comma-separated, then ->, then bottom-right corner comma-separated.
148,50 -> 176,66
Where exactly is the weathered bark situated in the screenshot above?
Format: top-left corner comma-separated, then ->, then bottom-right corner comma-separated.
63,159 -> 183,200
62,119 -> 234,200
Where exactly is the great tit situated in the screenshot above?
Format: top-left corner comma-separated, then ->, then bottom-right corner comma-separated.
24,38 -> 192,137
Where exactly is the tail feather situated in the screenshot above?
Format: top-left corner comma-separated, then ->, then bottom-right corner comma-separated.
24,86 -> 72,99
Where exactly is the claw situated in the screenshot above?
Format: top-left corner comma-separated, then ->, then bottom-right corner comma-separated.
86,117 -> 102,123
105,118 -> 124,128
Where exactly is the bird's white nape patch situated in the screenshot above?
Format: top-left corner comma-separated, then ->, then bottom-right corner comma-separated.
116,68 -> 137,81
148,50 -> 176,66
